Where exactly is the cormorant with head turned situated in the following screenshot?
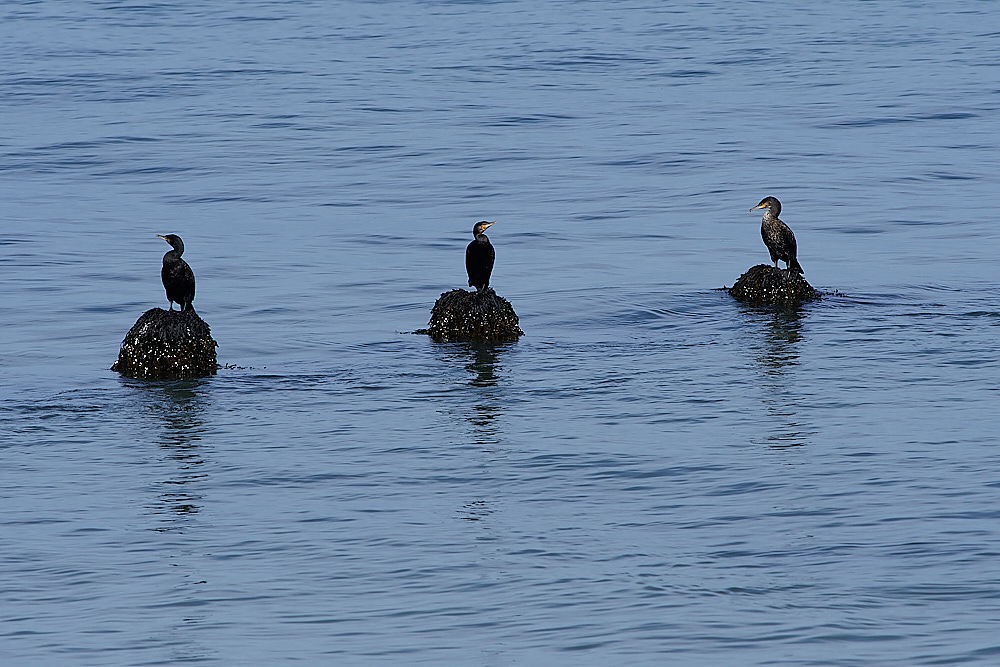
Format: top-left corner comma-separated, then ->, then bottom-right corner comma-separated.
156,234 -> 196,312
466,220 -> 497,292
749,197 -> 803,275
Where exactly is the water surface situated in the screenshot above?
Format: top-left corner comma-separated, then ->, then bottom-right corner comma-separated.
1,1 -> 999,664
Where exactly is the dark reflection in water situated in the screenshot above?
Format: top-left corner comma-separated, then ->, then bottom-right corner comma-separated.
744,307 -> 812,449
464,342 -> 503,389
435,340 -> 514,428
126,379 -> 211,530
435,341 -> 513,524
757,309 -> 803,374
461,343 -> 504,433
124,379 -> 214,662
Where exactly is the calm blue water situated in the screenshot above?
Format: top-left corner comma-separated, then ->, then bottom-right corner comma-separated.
2,1 -> 999,663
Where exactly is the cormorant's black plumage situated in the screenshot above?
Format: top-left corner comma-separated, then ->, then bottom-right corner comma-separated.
157,234 -> 196,312
465,221 -> 496,292
749,197 -> 803,275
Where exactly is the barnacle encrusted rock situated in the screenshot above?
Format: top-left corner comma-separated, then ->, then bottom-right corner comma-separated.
424,289 -> 523,342
728,264 -> 819,307
112,308 -> 218,379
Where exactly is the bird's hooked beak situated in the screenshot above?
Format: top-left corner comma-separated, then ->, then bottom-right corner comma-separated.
483,221 -> 497,229
156,234 -> 168,242
749,203 -> 767,212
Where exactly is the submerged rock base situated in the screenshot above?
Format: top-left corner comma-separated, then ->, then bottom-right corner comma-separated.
112,308 -> 218,379
728,264 -> 819,307
422,289 -> 523,342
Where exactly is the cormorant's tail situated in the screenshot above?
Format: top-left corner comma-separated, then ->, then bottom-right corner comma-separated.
789,258 -> 804,274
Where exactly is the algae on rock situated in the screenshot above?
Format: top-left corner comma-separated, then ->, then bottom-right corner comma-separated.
112,308 -> 218,379
423,289 -> 523,342
728,264 -> 819,307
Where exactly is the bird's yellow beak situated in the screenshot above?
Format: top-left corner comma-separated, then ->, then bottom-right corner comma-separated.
749,204 -> 765,212
156,234 -> 167,241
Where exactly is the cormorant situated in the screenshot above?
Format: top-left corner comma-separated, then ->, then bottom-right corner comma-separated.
749,197 -> 803,274
156,234 -> 196,312
465,220 -> 497,292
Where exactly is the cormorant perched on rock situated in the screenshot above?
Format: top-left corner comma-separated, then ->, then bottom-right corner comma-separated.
157,234 -> 196,312
466,221 -> 497,292
417,220 -> 521,341
749,197 -> 803,275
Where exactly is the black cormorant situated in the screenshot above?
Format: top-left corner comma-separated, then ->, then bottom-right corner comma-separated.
749,197 -> 803,274
156,234 -> 196,312
465,221 -> 497,292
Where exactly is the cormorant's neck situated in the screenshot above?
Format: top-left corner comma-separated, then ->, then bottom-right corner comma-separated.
474,233 -> 489,242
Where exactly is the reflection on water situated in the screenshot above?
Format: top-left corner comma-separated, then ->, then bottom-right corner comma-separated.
116,379 -> 215,662
468,402 -> 500,428
458,499 -> 496,523
436,341 -> 513,526
463,343 -> 507,438
435,341 -> 514,434
465,343 -> 503,389
131,379 -> 211,530
757,309 -> 803,374
745,307 -> 812,449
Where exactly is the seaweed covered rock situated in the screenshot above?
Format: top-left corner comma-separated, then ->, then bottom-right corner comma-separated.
112,308 -> 218,379
728,264 -> 819,307
424,289 -> 523,342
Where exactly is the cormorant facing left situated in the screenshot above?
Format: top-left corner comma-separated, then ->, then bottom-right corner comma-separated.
466,220 -> 497,292
749,197 -> 804,274
156,234 -> 196,312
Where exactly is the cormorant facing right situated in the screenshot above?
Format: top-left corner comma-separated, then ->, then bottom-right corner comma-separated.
749,197 -> 803,274
156,234 -> 196,312
466,220 -> 497,292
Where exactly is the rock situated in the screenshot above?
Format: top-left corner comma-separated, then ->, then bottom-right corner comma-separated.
728,264 -> 820,307
112,308 -> 218,379
421,289 -> 523,342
